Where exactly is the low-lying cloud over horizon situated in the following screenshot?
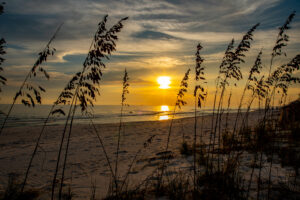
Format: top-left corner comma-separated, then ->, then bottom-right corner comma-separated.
0,0 -> 300,106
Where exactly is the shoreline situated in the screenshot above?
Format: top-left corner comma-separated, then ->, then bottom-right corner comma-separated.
0,103 -> 267,129
0,109 -> 266,129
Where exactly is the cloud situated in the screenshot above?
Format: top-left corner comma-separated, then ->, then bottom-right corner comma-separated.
1,0 -> 300,105
132,30 -> 178,40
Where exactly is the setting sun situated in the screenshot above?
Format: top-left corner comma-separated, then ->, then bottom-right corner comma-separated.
157,76 -> 171,89
161,105 -> 169,111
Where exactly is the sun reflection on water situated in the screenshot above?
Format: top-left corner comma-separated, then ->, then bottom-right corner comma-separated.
159,115 -> 169,120
159,105 -> 169,120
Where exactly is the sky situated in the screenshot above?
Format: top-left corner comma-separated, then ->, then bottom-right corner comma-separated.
0,0 -> 300,107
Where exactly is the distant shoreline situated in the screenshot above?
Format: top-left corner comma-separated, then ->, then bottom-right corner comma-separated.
0,109 -> 269,130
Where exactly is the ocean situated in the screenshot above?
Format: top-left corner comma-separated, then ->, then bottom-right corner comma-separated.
0,104 -> 245,127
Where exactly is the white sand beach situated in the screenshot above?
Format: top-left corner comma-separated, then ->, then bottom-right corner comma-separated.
0,111 -> 294,199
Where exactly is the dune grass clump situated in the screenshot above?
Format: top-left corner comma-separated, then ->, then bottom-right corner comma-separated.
111,11 -> 300,200
158,68 -> 191,185
114,69 -> 130,192
156,11 -> 299,200
0,2 -> 7,94
207,23 -> 259,173
16,15 -> 128,199
0,37 -> 6,93
0,23 -> 62,135
233,50 -> 263,134
50,15 -> 128,200
192,43 -> 207,188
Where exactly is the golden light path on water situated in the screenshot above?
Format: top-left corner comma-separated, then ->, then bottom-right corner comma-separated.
159,105 -> 169,120
159,115 -> 169,120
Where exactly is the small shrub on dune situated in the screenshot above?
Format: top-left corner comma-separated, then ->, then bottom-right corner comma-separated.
164,175 -> 190,200
104,188 -> 146,200
278,145 -> 300,176
252,122 -> 275,152
221,131 -> 235,152
239,127 -> 252,143
196,145 -> 208,167
0,174 -> 40,200
269,182 -> 300,200
180,141 -> 192,156
196,170 -> 246,200
290,125 -> 300,140
61,186 -> 73,200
